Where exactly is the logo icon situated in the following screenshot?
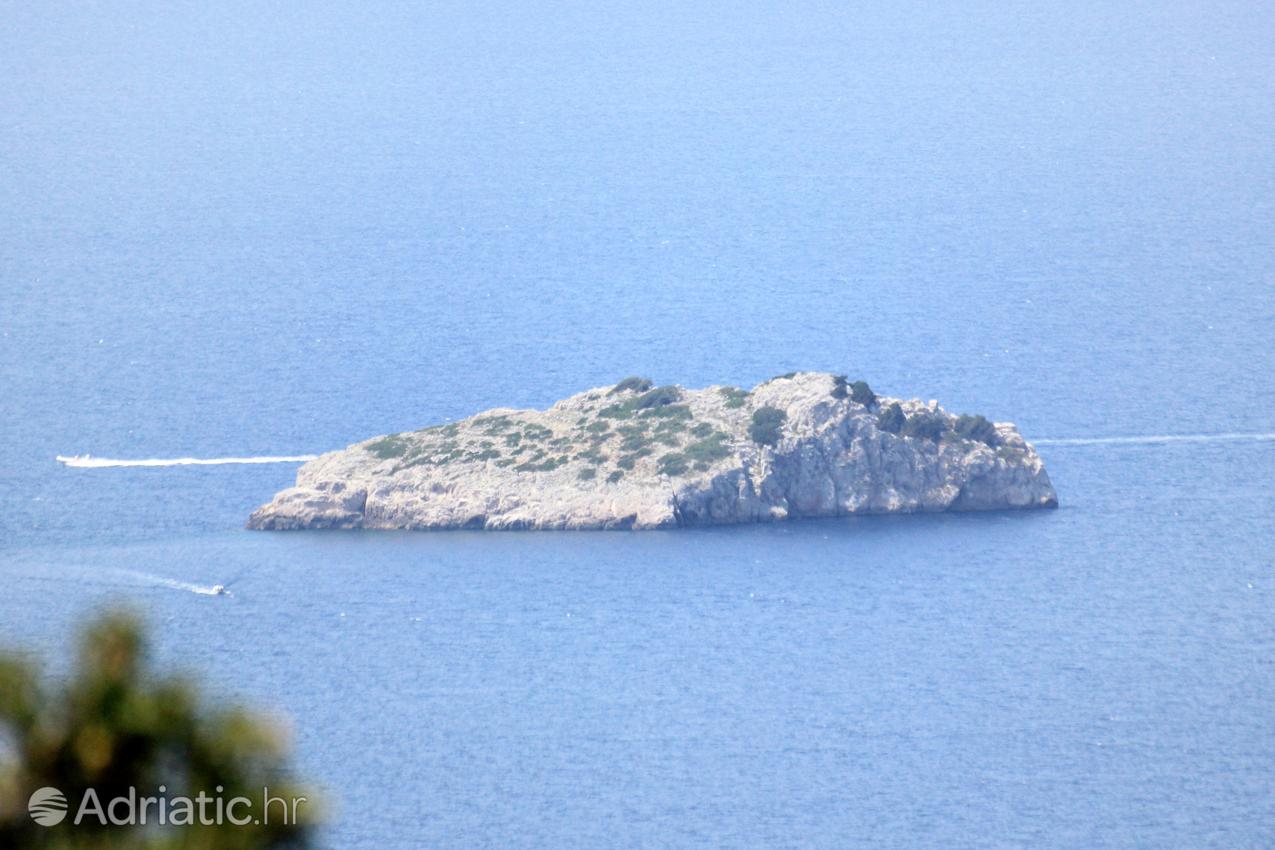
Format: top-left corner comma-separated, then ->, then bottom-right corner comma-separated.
28,787 -> 68,826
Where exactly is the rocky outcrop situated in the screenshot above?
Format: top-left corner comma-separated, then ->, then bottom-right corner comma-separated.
248,372 -> 1057,531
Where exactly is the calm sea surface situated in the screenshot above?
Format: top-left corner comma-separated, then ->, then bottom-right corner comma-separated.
2,2 -> 1273,847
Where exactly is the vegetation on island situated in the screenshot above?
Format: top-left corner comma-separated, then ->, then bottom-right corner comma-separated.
608,376 -> 653,395
883,407 -> 1000,447
877,402 -> 905,433
748,406 -> 787,447
598,385 -> 684,419
953,414 -> 999,446
831,375 -> 876,406
353,374 -> 1013,488
850,381 -> 876,407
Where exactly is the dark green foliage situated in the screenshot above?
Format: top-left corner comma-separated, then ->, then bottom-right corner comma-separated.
609,376 -> 654,395
657,453 -> 690,476
619,431 -> 652,452
831,375 -> 849,399
690,422 -> 714,438
365,435 -> 409,459
474,415 -> 513,434
633,386 -> 682,409
504,432 -> 521,447
585,421 -> 610,434
996,445 -> 1026,463
652,416 -> 683,433
616,448 -> 652,469
641,403 -> 691,421
597,403 -> 634,419
577,467 -> 597,481
515,455 -> 568,472
877,402 -> 905,434
422,422 -> 460,438
575,446 -> 606,464
719,387 -> 749,408
522,424 -> 552,441
606,470 -> 624,483
684,431 -> 730,465
850,380 -> 876,406
0,612 -> 317,849
953,414 -> 999,447
902,411 -> 949,441
599,386 -> 682,418
749,406 -> 787,447
466,448 -> 501,462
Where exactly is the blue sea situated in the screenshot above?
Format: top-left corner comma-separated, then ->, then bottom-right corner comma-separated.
2,2 -> 1273,847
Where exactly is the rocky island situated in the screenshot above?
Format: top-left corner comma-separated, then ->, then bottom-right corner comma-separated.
248,372 -> 1057,531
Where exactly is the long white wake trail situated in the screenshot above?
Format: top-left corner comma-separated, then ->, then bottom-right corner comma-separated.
57,454 -> 316,468
1034,432 -> 1275,447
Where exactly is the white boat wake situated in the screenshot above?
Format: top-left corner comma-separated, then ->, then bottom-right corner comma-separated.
113,569 -> 230,597
1034,432 -> 1275,447
57,454 -> 316,468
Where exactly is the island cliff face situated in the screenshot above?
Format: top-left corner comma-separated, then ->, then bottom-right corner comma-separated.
248,372 -> 1057,531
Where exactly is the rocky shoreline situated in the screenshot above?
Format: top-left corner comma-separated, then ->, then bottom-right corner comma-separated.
248,372 -> 1057,531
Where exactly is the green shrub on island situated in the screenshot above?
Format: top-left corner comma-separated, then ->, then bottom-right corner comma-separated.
718,387 -> 749,408
831,375 -> 849,399
684,431 -> 730,465
575,446 -> 607,464
643,403 -> 692,420
474,415 -> 513,434
902,411 -> 949,441
609,376 -> 654,395
606,470 -> 624,483
877,402 -> 905,433
850,380 -> 876,406
515,455 -> 568,472
634,386 -> 681,409
578,467 -> 597,481
620,431 -> 653,452
365,435 -> 409,459
599,385 -> 683,419
996,445 -> 1026,463
657,453 -> 690,476
616,448 -> 653,470
522,424 -> 553,441
953,414 -> 999,447
749,406 -> 787,447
